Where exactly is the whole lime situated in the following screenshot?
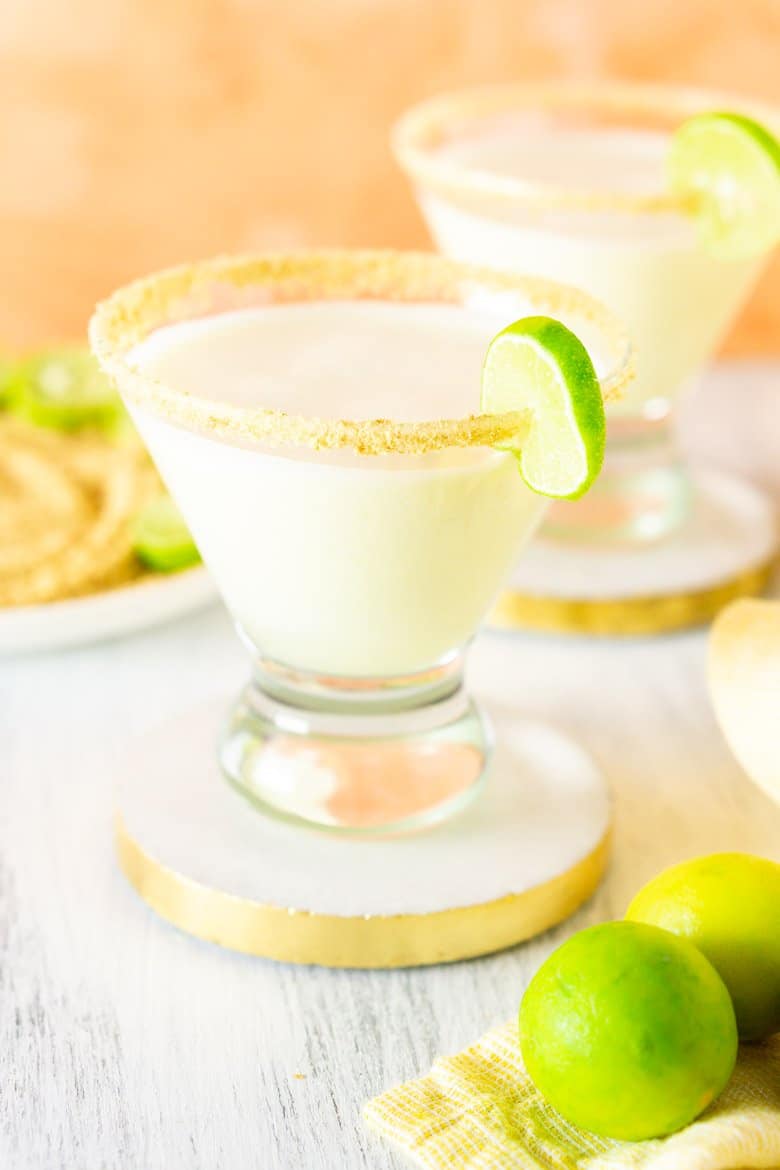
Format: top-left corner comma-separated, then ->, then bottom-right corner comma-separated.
626,852 -> 780,1042
519,921 -> 737,1141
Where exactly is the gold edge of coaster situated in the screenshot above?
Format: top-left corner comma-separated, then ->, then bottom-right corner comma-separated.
489,559 -> 776,637
115,817 -> 611,969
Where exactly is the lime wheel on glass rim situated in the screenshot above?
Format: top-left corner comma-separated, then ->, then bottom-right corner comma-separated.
481,315 -> 605,500
669,111 -> 780,260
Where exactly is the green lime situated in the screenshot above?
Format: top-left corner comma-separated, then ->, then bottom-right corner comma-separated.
669,111 -> 780,260
626,852 -> 780,1042
519,921 -> 737,1141
132,494 -> 200,573
481,316 -> 605,499
11,346 -> 122,432
0,357 -> 17,409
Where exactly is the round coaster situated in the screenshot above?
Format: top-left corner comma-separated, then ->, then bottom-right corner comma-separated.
492,469 -> 777,636
116,702 -> 611,968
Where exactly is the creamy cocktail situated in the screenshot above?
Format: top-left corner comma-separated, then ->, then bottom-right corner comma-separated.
90,252 -> 631,832
126,302 -> 547,678
394,84 -> 780,542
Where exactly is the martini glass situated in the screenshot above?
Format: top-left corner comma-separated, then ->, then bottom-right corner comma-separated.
90,251 -> 631,834
394,82 -> 778,546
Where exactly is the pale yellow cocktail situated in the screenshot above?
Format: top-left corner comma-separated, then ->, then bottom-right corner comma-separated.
90,252 -> 631,832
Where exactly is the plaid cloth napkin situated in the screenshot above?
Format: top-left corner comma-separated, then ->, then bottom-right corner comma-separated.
364,1020 -> 780,1169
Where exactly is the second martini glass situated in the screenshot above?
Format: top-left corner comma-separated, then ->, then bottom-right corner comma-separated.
394,83 -> 779,566
90,251 -> 631,834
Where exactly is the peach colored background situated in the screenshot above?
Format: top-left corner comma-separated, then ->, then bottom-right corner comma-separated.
1,0 -> 778,350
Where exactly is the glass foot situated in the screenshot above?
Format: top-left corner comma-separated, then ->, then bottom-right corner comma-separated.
219,658 -> 492,834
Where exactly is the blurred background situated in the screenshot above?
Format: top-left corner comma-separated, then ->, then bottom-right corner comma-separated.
2,0 -> 779,350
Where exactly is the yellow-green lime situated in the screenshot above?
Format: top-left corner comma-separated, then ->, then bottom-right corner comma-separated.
626,852 -> 780,1042
481,316 -> 605,500
0,357 -> 17,409
132,493 -> 200,573
10,346 -> 122,432
519,921 -> 737,1141
669,111 -> 780,260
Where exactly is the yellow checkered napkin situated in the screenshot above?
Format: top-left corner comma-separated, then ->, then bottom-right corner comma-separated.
364,1021 -> 780,1169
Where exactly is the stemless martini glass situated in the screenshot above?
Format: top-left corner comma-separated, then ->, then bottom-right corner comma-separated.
394,82 -> 779,545
90,251 -> 631,834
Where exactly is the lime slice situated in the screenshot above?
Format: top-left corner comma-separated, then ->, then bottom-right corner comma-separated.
11,346 -> 122,432
133,494 -> 200,573
669,111 -> 780,260
481,316 -> 605,499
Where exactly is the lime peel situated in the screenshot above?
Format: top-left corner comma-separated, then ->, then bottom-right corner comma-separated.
481,315 -> 605,500
133,494 -> 200,573
626,851 -> 780,1043
669,111 -> 780,260
519,920 -> 738,1141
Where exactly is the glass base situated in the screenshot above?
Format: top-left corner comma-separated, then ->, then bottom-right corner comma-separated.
544,413 -> 692,544
116,700 -> 611,963
219,652 -> 492,835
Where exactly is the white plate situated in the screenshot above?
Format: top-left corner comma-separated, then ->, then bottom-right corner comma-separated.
0,566 -> 218,655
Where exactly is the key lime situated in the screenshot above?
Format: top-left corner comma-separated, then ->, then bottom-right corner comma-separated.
519,921 -> 738,1141
106,406 -> 142,450
481,316 -> 605,499
669,111 -> 780,259
11,346 -> 122,432
627,852 -> 780,1042
133,494 -> 200,573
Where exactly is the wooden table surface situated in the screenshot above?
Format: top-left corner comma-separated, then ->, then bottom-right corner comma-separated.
2,363 -> 779,1170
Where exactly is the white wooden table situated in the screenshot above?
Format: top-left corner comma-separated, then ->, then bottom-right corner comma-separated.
2,363 -> 779,1170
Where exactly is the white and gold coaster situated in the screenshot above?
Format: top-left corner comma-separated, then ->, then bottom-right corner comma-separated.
116,702 -> 611,968
493,469 -> 777,636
